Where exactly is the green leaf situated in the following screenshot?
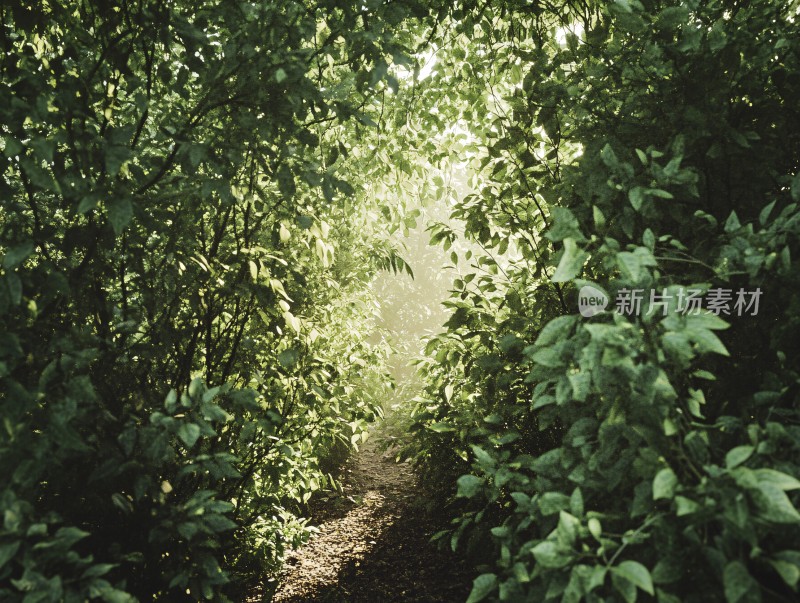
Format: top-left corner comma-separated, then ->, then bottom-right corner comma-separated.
653,467 -> 678,500
178,521 -> 199,540
20,157 -> 57,191
2,136 -> 22,157
675,495 -> 700,516
105,145 -> 130,177
2,241 -> 34,269
483,413 -> 503,425
557,511 -> 580,545
108,197 -> 133,235
498,333 -> 522,354
112,493 -> 133,514
552,238 -> 589,282
652,559 -> 682,585
277,164 -> 296,198
753,482 -> 800,523
724,211 -> 741,232
5,272 -> 22,304
26,524 -> 47,537
0,540 -> 20,569
533,315 -> 578,347
593,205 -> 606,227
546,207 -> 586,242
77,195 -> 101,214
643,228 -> 655,250
186,143 -> 204,168
588,518 -> 602,539
369,59 -> 388,87
278,348 -> 299,368
568,372 -> 591,402
456,474 -> 484,498
513,562 -> 530,583
466,573 -> 497,603
188,377 -> 203,399
94,585 -> 136,603
725,446 -> 754,469
648,188 -> 673,199
611,571 -> 637,603
612,0 -> 633,13
570,487 -> 584,516
723,561 -> 760,603
753,468 -> 800,491
629,186 -> 645,211
600,143 -> 618,167
686,326 -> 729,356
82,563 -> 117,578
275,68 -> 287,83
471,445 -> 494,468
164,389 -> 178,413
617,248 -> 657,282
588,565 -> 607,592
685,312 -> 730,331
538,492 -> 571,515
768,554 -> 800,589
55,526 -> 90,547
531,347 -> 563,368
204,513 -> 237,532
759,200 -> 776,225
612,560 -> 654,596
178,423 -> 201,448
531,540 -> 572,568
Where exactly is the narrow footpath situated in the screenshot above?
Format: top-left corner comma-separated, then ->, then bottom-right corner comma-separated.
269,433 -> 471,602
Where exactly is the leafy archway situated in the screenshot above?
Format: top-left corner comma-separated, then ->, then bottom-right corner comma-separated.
2,1 -> 800,602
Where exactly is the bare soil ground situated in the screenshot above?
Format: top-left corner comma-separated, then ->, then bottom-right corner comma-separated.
266,434 -> 471,603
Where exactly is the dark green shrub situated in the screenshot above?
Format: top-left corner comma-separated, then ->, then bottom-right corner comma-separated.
406,1 -> 800,601
0,0 -> 417,599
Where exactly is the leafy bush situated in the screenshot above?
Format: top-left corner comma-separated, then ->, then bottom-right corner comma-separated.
405,1 -> 800,602
0,0 -> 425,599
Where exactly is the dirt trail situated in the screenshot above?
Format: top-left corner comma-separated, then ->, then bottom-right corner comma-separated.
269,433 -> 470,602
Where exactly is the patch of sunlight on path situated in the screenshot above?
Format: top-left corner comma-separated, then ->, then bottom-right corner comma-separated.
270,435 -> 414,602
272,490 -> 394,601
267,429 -> 470,603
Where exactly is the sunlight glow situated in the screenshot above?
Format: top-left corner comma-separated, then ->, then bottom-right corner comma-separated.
555,22 -> 585,47
417,50 -> 437,80
394,47 -> 437,81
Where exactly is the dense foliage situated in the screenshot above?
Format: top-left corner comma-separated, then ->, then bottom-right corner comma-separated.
404,1 -> 800,602
3,0 -> 800,602
0,0 -> 436,600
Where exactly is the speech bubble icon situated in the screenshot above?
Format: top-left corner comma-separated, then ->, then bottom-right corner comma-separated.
578,285 -> 608,318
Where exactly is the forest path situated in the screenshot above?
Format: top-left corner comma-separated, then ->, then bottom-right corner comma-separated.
269,430 -> 470,602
